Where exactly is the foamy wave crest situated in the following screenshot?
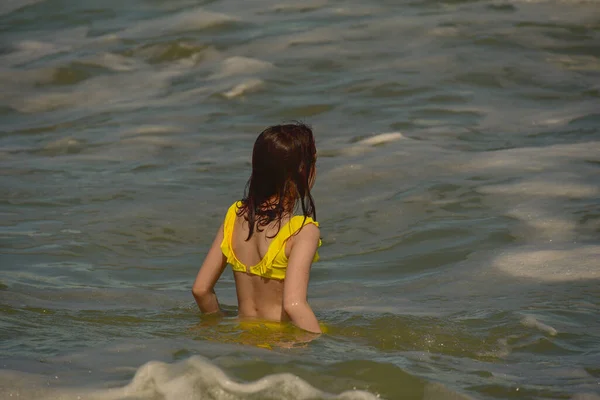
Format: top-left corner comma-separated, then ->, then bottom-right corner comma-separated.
99,356 -> 380,400
0,356 -> 380,400
12,69 -> 177,114
0,0 -> 45,17
223,79 -> 265,98
81,52 -> 147,72
212,56 -> 275,79
341,132 -> 405,156
1,27 -> 88,67
493,245 -> 600,282
120,8 -> 236,39
520,315 -> 558,336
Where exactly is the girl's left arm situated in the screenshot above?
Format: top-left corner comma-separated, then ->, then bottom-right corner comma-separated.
192,224 -> 227,314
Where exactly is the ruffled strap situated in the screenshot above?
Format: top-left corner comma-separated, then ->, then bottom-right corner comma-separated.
285,216 -> 321,263
220,201 -> 242,268
249,215 -> 321,276
220,201 -> 321,277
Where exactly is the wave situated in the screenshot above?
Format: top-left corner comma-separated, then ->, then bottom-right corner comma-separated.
0,0 -> 45,17
0,356 -> 381,400
119,8 -> 237,39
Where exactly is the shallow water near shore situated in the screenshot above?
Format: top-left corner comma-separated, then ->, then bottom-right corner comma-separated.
1,0 -> 600,399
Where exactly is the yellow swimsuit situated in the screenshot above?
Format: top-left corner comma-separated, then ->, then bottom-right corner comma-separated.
220,201 -> 321,280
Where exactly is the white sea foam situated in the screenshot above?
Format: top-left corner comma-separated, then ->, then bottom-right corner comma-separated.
358,132 -> 404,146
480,180 -> 599,199
111,357 -> 378,400
458,141 -> 600,174
0,40 -> 64,67
286,27 -> 340,46
80,52 -> 146,72
0,0 -> 45,16
12,68 -> 179,114
520,315 -> 558,336
0,27 -> 89,67
507,204 -> 577,242
340,132 -> 405,156
452,141 -> 600,246
0,356 -> 380,400
493,245 -> 600,282
331,6 -> 384,17
120,8 -> 236,39
223,78 -> 265,98
120,136 -> 179,148
120,125 -> 183,137
0,67 -> 55,87
212,56 -> 275,79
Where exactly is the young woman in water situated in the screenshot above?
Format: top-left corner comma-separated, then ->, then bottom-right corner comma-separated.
192,122 -> 322,334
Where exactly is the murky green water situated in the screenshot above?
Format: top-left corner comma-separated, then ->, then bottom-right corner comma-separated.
1,0 -> 599,398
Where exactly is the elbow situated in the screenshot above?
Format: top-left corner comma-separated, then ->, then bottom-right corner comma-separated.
192,285 -> 210,299
283,299 -> 306,316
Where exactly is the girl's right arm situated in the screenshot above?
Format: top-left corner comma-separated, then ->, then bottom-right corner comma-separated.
283,223 -> 322,334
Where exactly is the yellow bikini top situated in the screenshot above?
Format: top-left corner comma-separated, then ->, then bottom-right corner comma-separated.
220,201 -> 321,280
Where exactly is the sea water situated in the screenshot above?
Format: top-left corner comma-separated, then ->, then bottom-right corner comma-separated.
1,0 -> 599,399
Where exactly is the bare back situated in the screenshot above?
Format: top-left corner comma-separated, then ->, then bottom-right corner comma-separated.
193,203 -> 322,332
230,212 -> 293,321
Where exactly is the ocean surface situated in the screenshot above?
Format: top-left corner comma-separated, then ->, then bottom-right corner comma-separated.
1,0 -> 599,398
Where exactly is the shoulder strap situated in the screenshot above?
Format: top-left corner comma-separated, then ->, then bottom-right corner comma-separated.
220,201 -> 241,265
266,216 -> 321,264
222,208 -> 322,275
285,216 -> 320,239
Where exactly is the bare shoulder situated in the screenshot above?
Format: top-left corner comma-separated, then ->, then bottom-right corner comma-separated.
290,222 -> 320,249
297,222 -> 320,240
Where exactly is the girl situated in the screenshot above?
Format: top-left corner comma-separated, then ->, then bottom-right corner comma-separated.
192,122 -> 322,334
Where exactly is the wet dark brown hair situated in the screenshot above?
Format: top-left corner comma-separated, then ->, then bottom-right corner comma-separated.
238,122 -> 317,240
